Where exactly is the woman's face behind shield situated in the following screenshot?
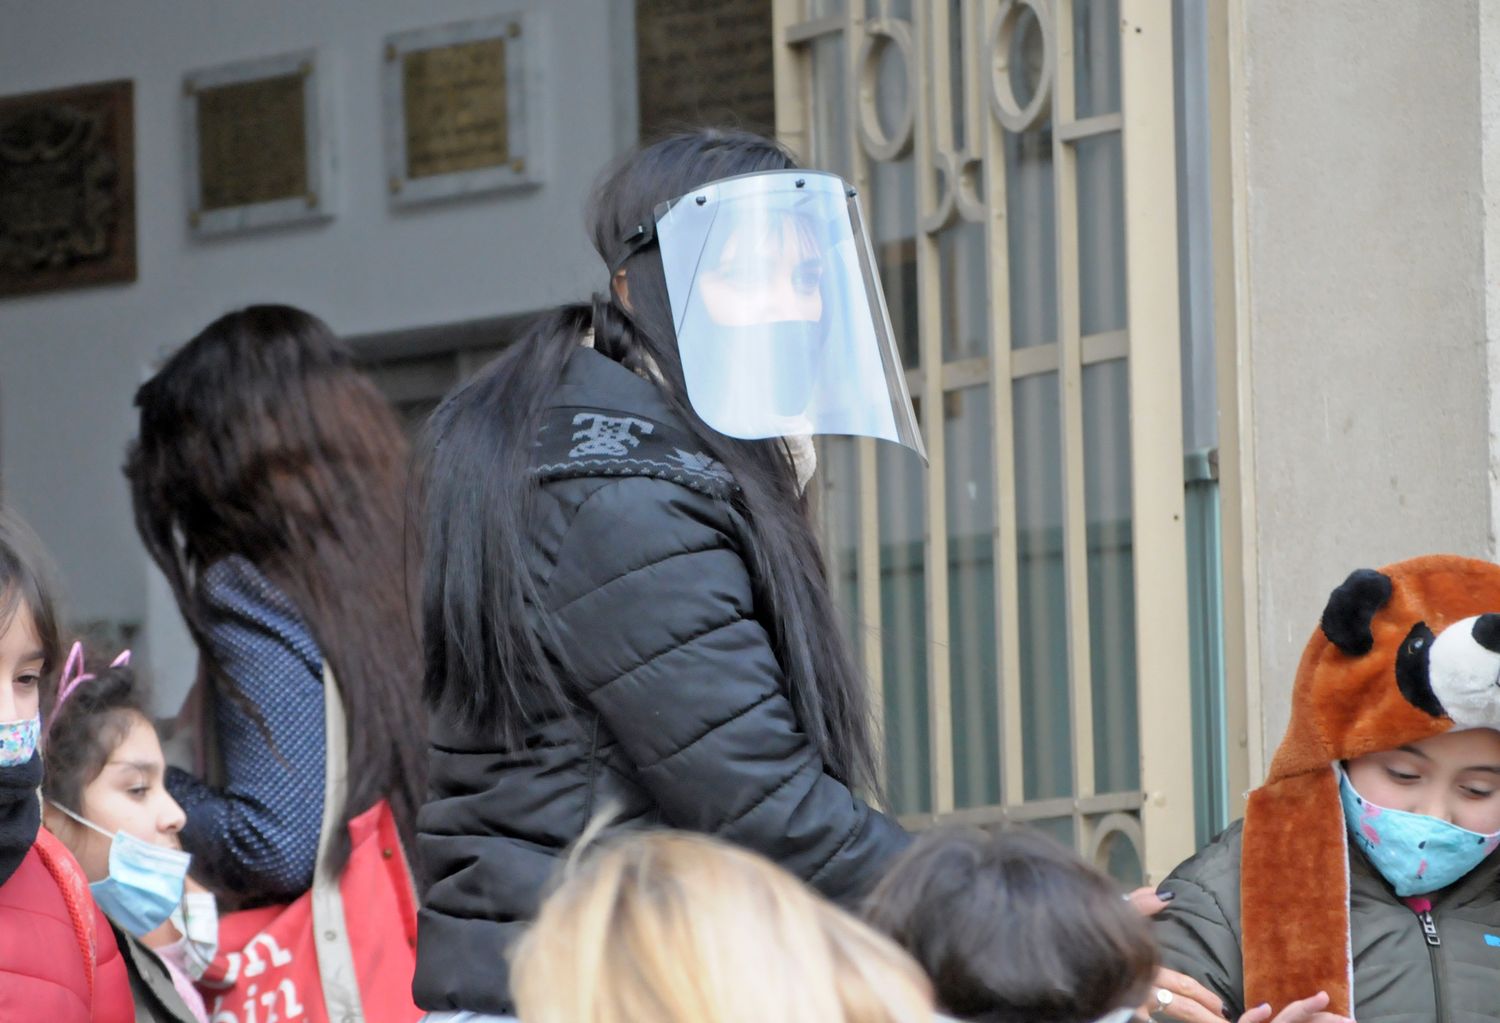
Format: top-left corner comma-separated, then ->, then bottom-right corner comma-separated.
697,212 -> 826,328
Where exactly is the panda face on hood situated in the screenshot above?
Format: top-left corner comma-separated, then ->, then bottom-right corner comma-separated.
1394,614 -> 1500,727
1316,562 -> 1500,750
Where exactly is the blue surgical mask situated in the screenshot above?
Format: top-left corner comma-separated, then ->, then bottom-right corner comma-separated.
0,714 -> 39,767
168,889 -> 219,978
52,802 -> 191,936
1338,767 -> 1500,896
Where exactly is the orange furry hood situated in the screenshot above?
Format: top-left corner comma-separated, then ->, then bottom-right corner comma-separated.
1242,554 -> 1500,1015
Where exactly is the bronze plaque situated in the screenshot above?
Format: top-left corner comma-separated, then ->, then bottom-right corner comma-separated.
195,71 -> 308,211
636,0 -> 775,138
402,38 -> 510,179
0,79 -> 136,297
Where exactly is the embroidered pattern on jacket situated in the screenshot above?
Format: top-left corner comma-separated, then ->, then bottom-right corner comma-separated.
670,449 -> 734,484
532,457 -> 736,498
569,413 -> 654,457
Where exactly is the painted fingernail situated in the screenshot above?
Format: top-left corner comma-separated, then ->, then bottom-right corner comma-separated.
1156,889 -> 1176,902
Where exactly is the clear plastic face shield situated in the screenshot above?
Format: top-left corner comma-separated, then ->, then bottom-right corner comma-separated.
639,170 -> 925,460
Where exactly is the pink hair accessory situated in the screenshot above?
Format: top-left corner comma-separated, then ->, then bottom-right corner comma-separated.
51,640 -> 133,720
53,641 -> 94,717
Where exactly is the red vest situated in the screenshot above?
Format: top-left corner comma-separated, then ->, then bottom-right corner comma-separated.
0,830 -> 134,1022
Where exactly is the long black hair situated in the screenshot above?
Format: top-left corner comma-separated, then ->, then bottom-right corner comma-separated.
125,306 -> 426,868
419,128 -> 882,795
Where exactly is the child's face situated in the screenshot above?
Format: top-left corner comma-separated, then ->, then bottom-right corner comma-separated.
0,599 -> 43,722
1346,727 -> 1500,833
64,712 -> 186,883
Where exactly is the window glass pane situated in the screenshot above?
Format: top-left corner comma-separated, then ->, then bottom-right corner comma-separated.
947,0 -> 968,149
1006,1 -> 1048,109
879,438 -> 929,815
1075,0 -> 1125,339
1074,0 -> 1122,119
940,221 -> 989,362
1002,4 -> 1056,350
1100,823 -> 1144,886
945,385 -> 999,808
810,34 -> 850,176
1077,133 -> 1127,336
1004,128 -> 1056,348
1029,815 -> 1076,851
871,158 -> 919,369
1084,359 -> 1138,793
1014,372 -> 1071,801
818,436 -> 864,673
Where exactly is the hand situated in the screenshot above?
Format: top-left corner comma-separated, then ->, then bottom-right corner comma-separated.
1139,967 -> 1227,1022
1127,885 -> 1174,917
1237,991 -> 1352,1023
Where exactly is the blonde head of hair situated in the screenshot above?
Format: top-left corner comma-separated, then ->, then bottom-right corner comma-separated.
511,829 -> 935,1023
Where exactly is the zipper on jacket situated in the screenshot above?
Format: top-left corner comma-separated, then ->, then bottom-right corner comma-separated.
1417,909 -> 1447,1023
1418,908 -> 1441,947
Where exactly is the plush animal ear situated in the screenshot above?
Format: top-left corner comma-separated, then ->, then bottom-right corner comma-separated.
1320,569 -> 1393,656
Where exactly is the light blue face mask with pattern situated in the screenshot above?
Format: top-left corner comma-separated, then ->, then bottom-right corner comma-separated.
0,715 -> 39,767
1338,767 -> 1500,896
52,801 -> 192,936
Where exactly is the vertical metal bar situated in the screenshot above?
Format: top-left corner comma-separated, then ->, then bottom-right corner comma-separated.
1051,0 -> 1097,847
846,0 -> 890,798
977,0 -> 1026,812
916,0 -> 955,815
1119,0 -> 1196,879
777,0 -> 896,805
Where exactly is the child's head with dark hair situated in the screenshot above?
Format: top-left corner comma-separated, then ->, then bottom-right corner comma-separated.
42,648 -> 149,812
864,826 -> 1157,1023
41,647 -> 186,887
0,508 -> 61,727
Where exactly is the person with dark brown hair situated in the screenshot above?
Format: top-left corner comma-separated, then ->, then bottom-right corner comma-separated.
124,304 -> 424,902
863,826 -> 1157,1023
0,509 -> 135,1022
44,644 -> 208,1023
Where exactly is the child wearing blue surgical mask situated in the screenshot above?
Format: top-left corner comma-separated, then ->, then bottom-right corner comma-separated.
1340,728 -> 1500,894
1151,728 -> 1500,1023
43,643 -> 214,1023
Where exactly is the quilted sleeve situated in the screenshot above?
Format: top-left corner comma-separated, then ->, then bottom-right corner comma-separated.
542,477 -> 909,903
166,556 -> 326,901
1154,828 -> 1247,1020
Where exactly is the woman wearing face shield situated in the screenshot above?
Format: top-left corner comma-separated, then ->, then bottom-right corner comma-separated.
412,128 -> 923,1019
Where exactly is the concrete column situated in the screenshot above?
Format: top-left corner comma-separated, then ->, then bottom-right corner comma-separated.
1237,0 -> 1493,754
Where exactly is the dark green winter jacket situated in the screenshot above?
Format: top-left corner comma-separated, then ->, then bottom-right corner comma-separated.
1153,819 -> 1500,1023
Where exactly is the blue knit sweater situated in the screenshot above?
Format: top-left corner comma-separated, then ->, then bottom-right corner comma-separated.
166,556 -> 326,901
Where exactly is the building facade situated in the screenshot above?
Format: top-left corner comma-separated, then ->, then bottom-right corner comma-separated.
3,0 -> 1499,884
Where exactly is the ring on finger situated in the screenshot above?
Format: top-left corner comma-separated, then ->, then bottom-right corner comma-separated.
1154,988 -> 1174,1012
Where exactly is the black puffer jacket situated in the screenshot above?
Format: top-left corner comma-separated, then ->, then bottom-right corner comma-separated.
413,346 -> 909,1014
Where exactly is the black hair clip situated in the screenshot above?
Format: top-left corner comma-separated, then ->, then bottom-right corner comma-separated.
610,221 -> 658,275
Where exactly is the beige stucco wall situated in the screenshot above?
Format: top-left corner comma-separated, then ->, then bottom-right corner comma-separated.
1238,0 -> 1494,762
